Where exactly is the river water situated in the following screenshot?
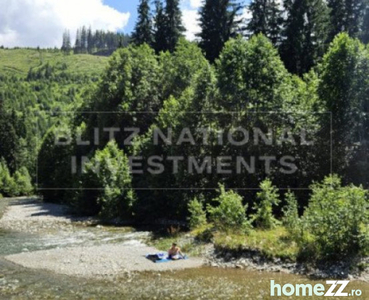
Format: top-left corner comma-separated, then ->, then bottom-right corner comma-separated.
0,199 -> 368,299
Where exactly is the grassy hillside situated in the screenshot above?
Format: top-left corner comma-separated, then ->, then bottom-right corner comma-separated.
0,48 -> 109,77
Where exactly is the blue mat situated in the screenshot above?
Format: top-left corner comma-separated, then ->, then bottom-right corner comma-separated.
145,254 -> 188,263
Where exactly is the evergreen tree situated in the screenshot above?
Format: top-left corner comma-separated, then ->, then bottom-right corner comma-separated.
81,26 -> 88,53
165,0 -> 185,52
267,0 -> 283,45
74,29 -> 82,54
247,0 -> 283,46
132,0 -> 154,46
328,0 -> 366,40
280,0 -> 330,75
247,0 -> 269,36
61,30 -> 71,53
198,0 -> 242,62
361,5 -> 369,43
87,26 -> 93,53
153,0 -> 168,53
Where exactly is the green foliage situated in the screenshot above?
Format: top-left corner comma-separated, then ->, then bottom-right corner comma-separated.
0,159 -> 16,197
198,0 -> 242,62
78,141 -> 135,220
318,33 -> 366,176
164,0 -> 186,52
13,167 -> 33,196
0,159 -> 32,197
253,179 -> 280,229
302,175 -> 369,260
207,185 -> 251,233
187,196 -> 207,230
282,190 -> 300,235
160,39 -> 209,99
0,48 -> 108,77
328,0 -> 366,40
37,124 -> 74,203
132,0 -> 154,46
216,35 -> 292,111
247,0 -> 283,45
280,0 -> 330,75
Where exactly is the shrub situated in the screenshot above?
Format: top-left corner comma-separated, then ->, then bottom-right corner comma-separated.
187,196 -> 207,230
253,179 -> 281,229
0,159 -> 17,197
78,141 -> 135,220
302,175 -> 369,260
282,190 -> 300,234
13,167 -> 33,196
207,185 -> 251,233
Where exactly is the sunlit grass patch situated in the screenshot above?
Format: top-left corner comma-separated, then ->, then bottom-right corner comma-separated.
213,226 -> 299,261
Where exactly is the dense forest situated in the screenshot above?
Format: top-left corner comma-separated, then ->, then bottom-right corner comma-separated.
61,27 -> 130,55
1,0 -> 369,263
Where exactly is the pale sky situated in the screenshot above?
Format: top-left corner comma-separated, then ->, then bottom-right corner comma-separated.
0,0 -> 249,48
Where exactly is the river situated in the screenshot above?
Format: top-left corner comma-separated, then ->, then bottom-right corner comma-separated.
0,198 -> 368,299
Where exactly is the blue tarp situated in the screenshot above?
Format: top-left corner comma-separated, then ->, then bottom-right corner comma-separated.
145,253 -> 188,263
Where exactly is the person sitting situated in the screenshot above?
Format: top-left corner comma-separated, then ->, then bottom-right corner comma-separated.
168,243 -> 184,260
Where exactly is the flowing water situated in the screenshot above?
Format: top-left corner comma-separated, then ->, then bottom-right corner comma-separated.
0,199 -> 368,300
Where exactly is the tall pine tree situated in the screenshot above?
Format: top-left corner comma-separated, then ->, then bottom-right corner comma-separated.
361,4 -> 369,43
165,0 -> 185,52
198,0 -> 242,62
153,0 -> 168,53
247,0 -> 269,36
328,0 -> 366,40
132,0 -> 154,46
61,30 -> 71,53
247,0 -> 283,46
280,0 -> 330,75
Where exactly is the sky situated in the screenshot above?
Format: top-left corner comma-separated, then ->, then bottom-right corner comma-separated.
0,0 -> 248,48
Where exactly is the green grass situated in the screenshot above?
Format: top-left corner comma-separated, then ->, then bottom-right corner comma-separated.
149,225 -> 299,260
213,226 -> 299,261
0,49 -> 109,77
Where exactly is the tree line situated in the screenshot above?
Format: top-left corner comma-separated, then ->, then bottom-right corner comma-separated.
61,27 -> 130,55
132,0 -> 369,74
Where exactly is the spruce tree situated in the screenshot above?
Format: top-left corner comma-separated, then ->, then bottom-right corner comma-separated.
361,5 -> 369,43
328,0 -> 366,40
280,0 -> 330,75
247,0 -> 269,36
198,0 -> 242,62
247,0 -> 282,46
81,26 -> 88,53
153,0 -> 169,53
61,30 -> 71,53
132,0 -> 154,46
74,29 -> 82,54
165,0 -> 185,52
267,0 -> 283,45
87,26 -> 93,53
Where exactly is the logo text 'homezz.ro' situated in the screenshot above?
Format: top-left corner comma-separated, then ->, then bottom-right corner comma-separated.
270,280 -> 363,297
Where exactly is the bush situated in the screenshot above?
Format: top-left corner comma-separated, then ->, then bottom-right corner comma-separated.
302,175 -> 369,260
14,167 -> 33,196
207,185 -> 251,233
282,190 -> 300,234
78,141 -> 135,220
0,159 -> 17,197
253,179 -> 280,229
187,196 -> 207,230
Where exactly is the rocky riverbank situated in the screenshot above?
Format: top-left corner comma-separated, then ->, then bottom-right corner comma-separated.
0,198 -> 204,278
204,246 -> 369,282
2,197 -> 369,283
